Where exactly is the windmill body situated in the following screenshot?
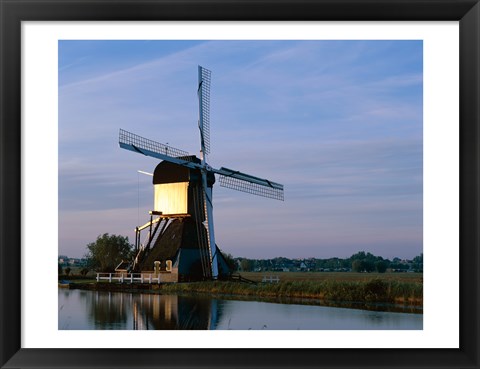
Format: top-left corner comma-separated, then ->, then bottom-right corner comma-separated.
119,66 -> 283,280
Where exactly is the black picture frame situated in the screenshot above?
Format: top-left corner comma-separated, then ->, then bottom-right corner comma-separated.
1,1 -> 479,368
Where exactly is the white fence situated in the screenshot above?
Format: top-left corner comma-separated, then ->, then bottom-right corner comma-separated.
96,273 -> 161,284
262,275 -> 280,283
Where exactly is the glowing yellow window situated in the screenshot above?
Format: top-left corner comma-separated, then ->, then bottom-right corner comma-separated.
154,182 -> 188,215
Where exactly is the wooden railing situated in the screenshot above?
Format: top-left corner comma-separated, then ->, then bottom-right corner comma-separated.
229,274 -> 257,284
96,273 -> 161,284
262,275 -> 280,283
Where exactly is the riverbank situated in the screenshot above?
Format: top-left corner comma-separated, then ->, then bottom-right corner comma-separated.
67,275 -> 422,308
159,278 -> 422,306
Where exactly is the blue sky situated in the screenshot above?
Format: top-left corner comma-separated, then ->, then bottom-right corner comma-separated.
58,40 -> 423,260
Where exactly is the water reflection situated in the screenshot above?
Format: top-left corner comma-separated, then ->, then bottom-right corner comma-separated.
59,289 -> 422,330
60,290 -> 219,330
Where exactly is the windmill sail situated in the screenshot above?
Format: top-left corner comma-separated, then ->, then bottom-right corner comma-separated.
216,167 -> 284,201
198,66 -> 211,156
119,129 -> 201,170
197,66 -> 218,278
118,65 -> 284,282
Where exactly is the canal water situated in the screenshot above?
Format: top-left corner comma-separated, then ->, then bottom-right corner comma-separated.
58,289 -> 422,330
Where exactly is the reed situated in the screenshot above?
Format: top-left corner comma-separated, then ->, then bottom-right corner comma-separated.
159,278 -> 422,305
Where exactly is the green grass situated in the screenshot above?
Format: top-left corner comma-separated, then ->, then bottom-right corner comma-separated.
159,275 -> 423,306
60,270 -> 423,306
241,271 -> 423,283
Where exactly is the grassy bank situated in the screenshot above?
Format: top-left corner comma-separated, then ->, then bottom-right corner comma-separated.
159,275 -> 422,306
62,271 -> 422,307
241,271 -> 423,283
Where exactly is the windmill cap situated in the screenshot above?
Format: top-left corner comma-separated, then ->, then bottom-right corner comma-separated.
153,158 -> 215,186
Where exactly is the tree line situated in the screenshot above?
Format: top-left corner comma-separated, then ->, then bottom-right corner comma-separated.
231,251 -> 423,273
62,233 -> 423,274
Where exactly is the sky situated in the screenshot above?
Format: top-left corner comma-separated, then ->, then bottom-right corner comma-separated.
58,40 -> 423,260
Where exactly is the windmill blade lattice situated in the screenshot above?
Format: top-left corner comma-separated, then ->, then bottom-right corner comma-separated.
118,65 -> 284,281
198,66 -> 211,155
119,129 -> 200,169
119,129 -> 190,158
218,168 -> 284,201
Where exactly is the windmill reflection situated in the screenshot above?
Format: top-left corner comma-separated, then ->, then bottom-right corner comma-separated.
87,291 -> 220,330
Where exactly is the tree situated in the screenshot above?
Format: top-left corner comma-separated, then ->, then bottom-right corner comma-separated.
223,253 -> 238,272
363,260 -> 375,273
375,260 -> 388,273
85,233 -> 133,272
352,259 -> 364,272
350,251 -> 382,272
350,251 -> 367,261
412,253 -> 423,272
240,258 -> 254,272
64,267 -> 71,276
58,264 -> 63,275
413,253 -> 423,264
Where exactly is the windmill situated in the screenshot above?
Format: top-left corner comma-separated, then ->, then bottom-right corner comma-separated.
119,66 -> 284,280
